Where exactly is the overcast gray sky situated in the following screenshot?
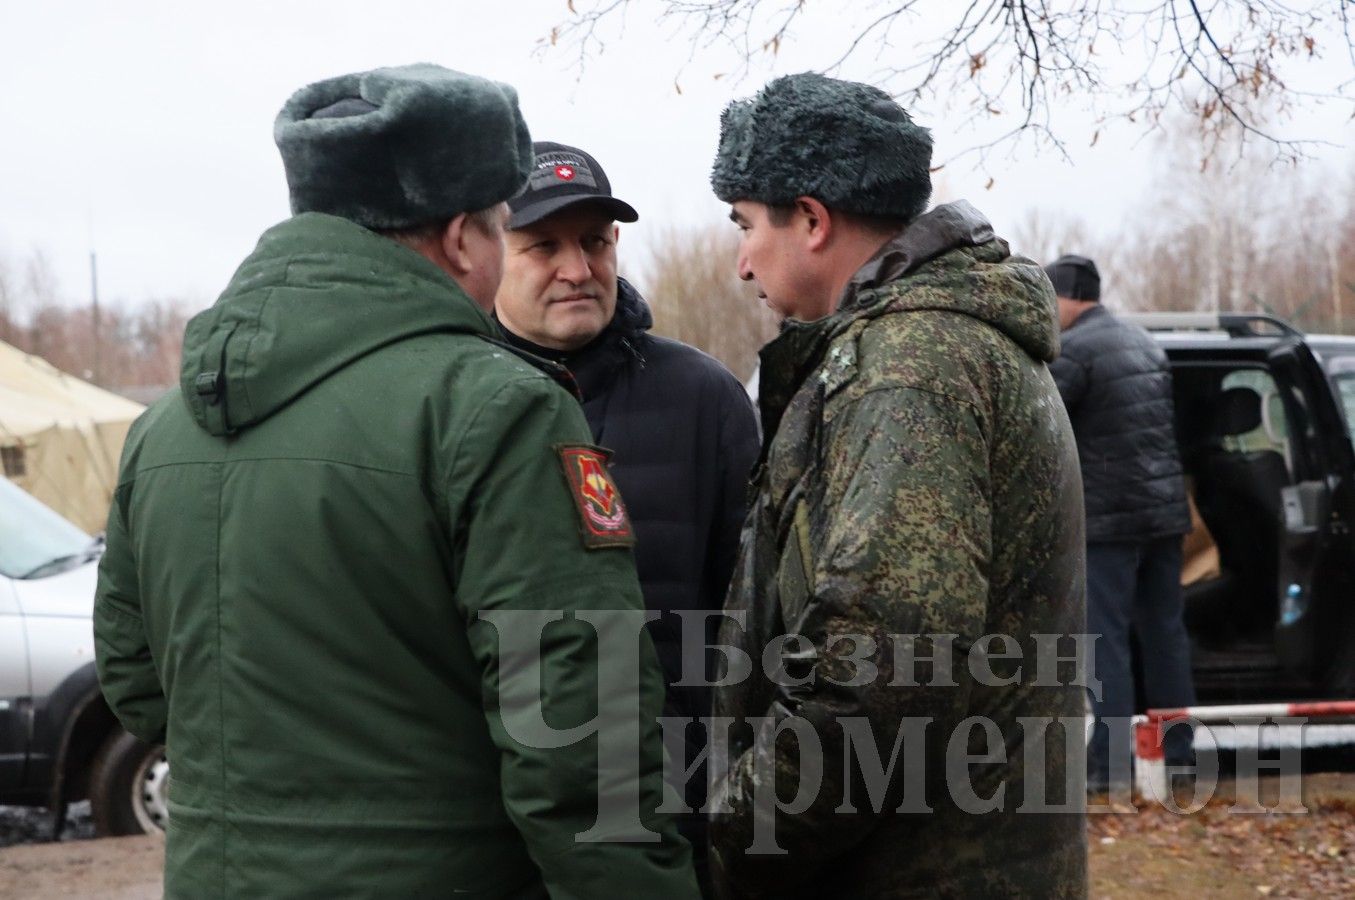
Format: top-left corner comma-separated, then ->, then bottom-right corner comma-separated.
1,1 -> 1351,311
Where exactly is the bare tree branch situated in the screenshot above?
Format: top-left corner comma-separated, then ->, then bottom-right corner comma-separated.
1344,0 -> 1355,68
544,1 -> 1355,159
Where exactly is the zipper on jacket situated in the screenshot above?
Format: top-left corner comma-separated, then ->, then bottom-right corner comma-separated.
619,337 -> 646,369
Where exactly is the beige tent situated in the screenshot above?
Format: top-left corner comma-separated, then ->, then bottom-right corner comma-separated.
0,340 -> 146,533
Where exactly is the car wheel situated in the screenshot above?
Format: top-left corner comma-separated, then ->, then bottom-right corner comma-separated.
89,729 -> 168,836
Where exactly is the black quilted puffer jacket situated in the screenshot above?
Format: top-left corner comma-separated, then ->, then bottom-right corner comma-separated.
1050,304 -> 1191,541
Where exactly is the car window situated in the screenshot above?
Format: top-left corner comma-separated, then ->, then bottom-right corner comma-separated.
0,478 -> 93,579
1220,369 -> 1288,454
1332,376 -> 1355,442
1320,354 -> 1355,442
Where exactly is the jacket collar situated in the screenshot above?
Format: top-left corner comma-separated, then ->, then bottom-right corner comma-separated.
1065,303 -> 1110,333
755,201 -> 996,441
496,277 -> 652,401
837,200 -> 995,313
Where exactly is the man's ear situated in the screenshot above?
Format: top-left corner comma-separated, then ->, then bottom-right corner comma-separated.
796,196 -> 832,252
439,213 -> 475,277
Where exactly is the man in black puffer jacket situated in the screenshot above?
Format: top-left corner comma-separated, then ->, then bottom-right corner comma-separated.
495,141 -> 760,894
1046,254 -> 1195,793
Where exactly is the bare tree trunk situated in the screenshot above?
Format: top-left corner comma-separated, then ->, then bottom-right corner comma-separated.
1333,232 -> 1344,334
1227,215 -> 1244,314
641,223 -> 780,383
1206,213 -> 1221,315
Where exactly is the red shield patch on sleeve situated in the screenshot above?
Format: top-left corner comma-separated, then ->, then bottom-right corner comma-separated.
556,445 -> 635,549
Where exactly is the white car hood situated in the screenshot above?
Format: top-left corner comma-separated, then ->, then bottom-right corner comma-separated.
11,559 -> 99,696
12,558 -> 98,620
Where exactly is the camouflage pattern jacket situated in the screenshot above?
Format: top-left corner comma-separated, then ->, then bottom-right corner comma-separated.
710,202 -> 1088,899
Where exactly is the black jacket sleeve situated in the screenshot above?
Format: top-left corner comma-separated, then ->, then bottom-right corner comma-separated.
1049,344 -> 1089,412
705,375 -> 760,614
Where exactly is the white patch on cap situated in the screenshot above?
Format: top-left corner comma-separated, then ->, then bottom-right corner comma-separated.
529,152 -> 598,190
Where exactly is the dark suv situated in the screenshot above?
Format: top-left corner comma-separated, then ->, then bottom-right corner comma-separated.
1135,313 -> 1355,701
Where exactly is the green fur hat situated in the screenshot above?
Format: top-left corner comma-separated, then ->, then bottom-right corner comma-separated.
274,63 -> 532,230
711,73 -> 933,221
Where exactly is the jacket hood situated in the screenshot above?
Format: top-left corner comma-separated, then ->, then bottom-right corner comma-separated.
840,200 -> 1060,363
180,213 -> 495,436
611,277 -> 653,337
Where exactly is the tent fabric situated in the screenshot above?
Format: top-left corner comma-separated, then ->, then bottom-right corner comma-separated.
0,340 -> 145,534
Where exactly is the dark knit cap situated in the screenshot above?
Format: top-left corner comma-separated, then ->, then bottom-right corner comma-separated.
1044,254 -> 1102,302
274,63 -> 533,230
711,72 -> 933,221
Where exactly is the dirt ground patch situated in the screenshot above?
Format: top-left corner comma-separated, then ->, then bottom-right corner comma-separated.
1,775 -> 1351,898
0,835 -> 162,900
1089,772 -> 1355,898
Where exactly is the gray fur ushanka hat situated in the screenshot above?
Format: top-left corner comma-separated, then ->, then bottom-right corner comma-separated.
711,72 -> 933,221
274,63 -> 533,230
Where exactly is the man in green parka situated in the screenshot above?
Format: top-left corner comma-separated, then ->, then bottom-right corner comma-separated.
707,74 -> 1088,898
93,64 -> 697,899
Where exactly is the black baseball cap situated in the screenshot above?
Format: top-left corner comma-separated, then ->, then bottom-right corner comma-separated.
507,141 -> 639,228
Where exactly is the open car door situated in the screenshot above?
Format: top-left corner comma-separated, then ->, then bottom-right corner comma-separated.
1267,338 -> 1355,683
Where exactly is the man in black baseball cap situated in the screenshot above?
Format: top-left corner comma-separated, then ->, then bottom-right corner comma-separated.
495,141 -> 760,898
497,141 -> 639,348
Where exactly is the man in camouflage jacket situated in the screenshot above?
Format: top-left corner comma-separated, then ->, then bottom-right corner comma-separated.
707,74 -> 1088,898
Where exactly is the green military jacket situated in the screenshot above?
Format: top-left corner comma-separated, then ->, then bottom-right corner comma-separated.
94,213 -> 698,899
711,202 -> 1087,899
